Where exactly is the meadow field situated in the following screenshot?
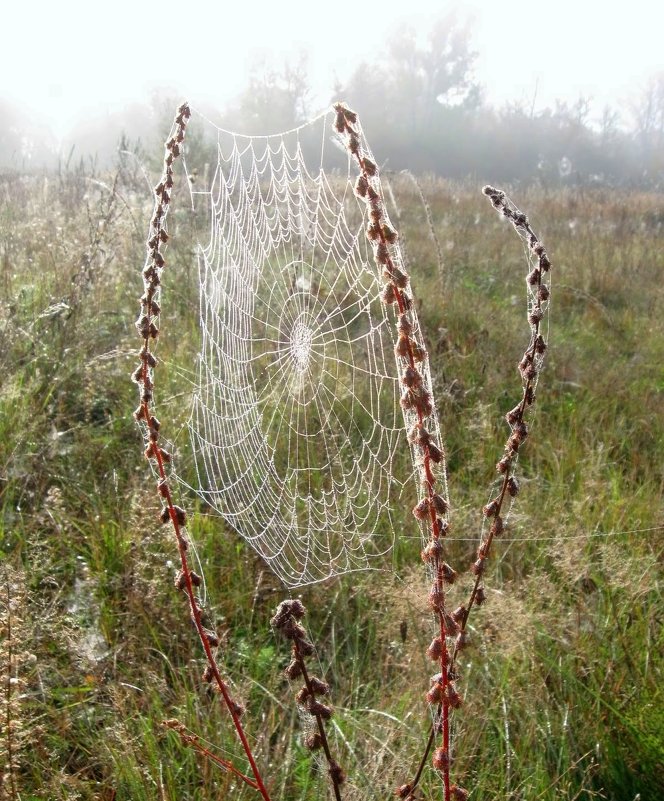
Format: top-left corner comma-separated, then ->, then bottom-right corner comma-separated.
0,158 -> 662,800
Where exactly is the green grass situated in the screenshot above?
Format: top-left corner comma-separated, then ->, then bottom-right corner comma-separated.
0,166 -> 662,800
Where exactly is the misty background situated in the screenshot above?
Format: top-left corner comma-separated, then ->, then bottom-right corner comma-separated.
1,1 -> 663,186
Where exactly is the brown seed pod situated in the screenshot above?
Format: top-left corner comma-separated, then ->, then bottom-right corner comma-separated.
402,365 -> 422,388
421,539 -> 442,563
412,497 -> 431,520
428,443 -> 443,463
361,157 -> 377,176
441,562 -> 457,585
308,699 -> 333,720
426,636 -> 443,661
284,660 -> 303,680
431,494 -> 448,515
304,731 -> 323,750
203,629 -> 220,648
432,747 -> 450,771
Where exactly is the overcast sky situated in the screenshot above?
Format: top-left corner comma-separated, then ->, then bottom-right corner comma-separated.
3,0 -> 662,139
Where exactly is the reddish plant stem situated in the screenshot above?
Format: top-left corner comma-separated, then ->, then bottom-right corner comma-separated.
334,103 -> 453,801
134,103 -> 272,801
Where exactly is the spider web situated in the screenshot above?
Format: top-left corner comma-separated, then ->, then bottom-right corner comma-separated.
175,107 -> 443,587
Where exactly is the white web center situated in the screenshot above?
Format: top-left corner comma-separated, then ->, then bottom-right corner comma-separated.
290,318 -> 314,374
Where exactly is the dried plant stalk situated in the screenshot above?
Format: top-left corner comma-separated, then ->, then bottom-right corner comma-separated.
335,102 -> 460,801
271,600 -> 345,801
401,185 -> 552,799
132,102 -> 272,801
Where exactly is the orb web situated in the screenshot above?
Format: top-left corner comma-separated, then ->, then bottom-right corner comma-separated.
178,107 -> 444,587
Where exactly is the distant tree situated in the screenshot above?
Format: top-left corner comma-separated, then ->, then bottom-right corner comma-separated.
336,13 -> 480,171
228,52 -> 311,135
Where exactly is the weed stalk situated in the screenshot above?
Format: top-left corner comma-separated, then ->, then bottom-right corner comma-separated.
132,102 -> 272,801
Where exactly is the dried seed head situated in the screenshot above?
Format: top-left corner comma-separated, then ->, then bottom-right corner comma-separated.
391,267 -> 410,290
432,747 -> 450,772
305,731 -> 323,750
284,660 -> 303,680
475,586 -> 487,606
397,313 -> 413,336
507,476 -> 520,497
483,499 -> 498,518
414,389 -> 434,417
381,283 -> 397,305
395,785 -> 414,799
412,497 -> 431,520
443,613 -> 460,635
295,686 -> 310,705
309,676 -> 330,695
361,157 -> 377,176
411,342 -> 427,362
528,306 -> 544,325
402,365 -> 423,388
441,562 -> 457,585
421,539 -> 442,563
329,761 -> 346,786
454,631 -> 469,653
446,683 -> 463,709
203,629 -> 219,648
540,254 -> 551,271
408,422 -> 429,445
538,284 -> 550,302
375,241 -> 389,264
451,605 -> 467,625
450,785 -> 469,801
428,584 -> 444,612
506,404 -> 523,425
382,223 -> 398,243
426,636 -> 443,661
202,665 -> 214,683
535,334 -> 547,354
527,267 -> 541,286
354,175 -> 368,197
496,455 -> 511,474
308,699 -> 333,720
366,221 -> 381,241
174,570 -> 186,591
490,516 -> 504,537
431,494 -> 448,515
436,518 -> 450,537
428,442 -> 443,463
190,571 -> 202,587
471,558 -> 485,576
395,333 -> 410,358
270,599 -> 307,631
426,682 -> 443,704
297,639 -> 315,657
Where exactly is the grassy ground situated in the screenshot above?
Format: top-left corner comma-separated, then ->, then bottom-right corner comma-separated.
0,159 -> 662,801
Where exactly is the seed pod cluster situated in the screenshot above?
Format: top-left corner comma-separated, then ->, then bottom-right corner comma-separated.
271,598 -> 345,790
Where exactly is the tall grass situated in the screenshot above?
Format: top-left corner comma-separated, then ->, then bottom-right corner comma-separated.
0,141 -> 662,799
